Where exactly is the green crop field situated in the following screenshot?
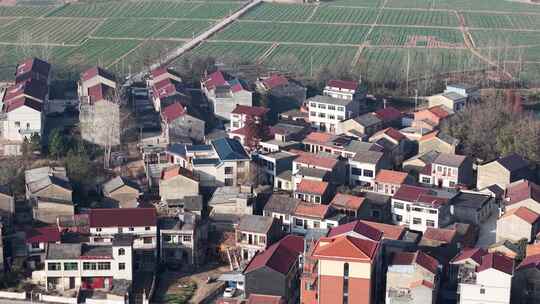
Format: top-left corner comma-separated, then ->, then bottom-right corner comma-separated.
0,0 -> 540,85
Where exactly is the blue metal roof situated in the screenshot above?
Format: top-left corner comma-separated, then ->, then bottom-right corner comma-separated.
193,158 -> 220,166
167,143 -> 186,157
212,137 -> 249,161
186,144 -> 213,152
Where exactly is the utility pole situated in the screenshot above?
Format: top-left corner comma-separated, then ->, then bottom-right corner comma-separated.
415,89 -> 418,111
406,49 -> 410,94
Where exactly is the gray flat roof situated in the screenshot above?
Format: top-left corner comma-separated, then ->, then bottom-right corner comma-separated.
308,95 -> 351,107
47,243 -> 81,260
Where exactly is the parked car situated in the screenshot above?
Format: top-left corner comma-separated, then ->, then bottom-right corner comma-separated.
223,287 -> 236,298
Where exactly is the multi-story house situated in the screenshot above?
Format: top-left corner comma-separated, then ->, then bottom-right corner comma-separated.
236,215 -> 282,261
161,102 -> 205,143
88,208 -> 157,268
159,212 -> 208,267
418,131 -> 459,155
300,234 -> 379,304
427,91 -> 467,113
323,79 -> 364,102
307,95 -> 360,133
369,127 -> 408,166
291,149 -> 347,187
201,70 -> 252,121
386,251 -> 440,304
512,244 -> 540,303
503,179 -> 540,214
78,66 -> 120,147
349,150 -> 391,187
291,202 -> 343,235
391,185 -> 454,232
451,250 -> 513,304
256,74 -> 307,111
477,153 -> 530,190
15,57 -> 51,84
159,165 -> 199,202
340,112 -> 383,139
413,106 -> 450,130
229,105 -> 268,131
444,83 -> 480,101
39,238 -> 133,291
257,151 -> 297,187
263,194 -> 300,233
372,169 -> 410,196
147,67 -> 184,112
419,153 -> 473,189
25,225 -> 61,264
243,235 -> 304,303
496,206 -> 540,242
294,179 -> 333,204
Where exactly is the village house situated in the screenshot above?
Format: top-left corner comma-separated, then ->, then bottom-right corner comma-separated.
300,234 -> 379,304
451,250 -> 513,304
256,74 -> 307,113
78,66 -> 120,147
243,235 -> 303,303
159,212 -> 208,267
25,225 -> 61,264
444,83 -> 480,101
88,208 -> 157,269
229,105 -> 268,132
412,106 -> 451,131
497,206 -> 540,242
291,202 -> 343,235
201,70 -> 252,121
402,150 -> 441,174
372,169 -> 410,196
228,105 -> 271,150
427,91 -> 467,113
0,58 -> 50,155
279,108 -> 309,122
369,127 -> 408,166
451,191 -> 496,225
512,243 -> 540,303
101,176 -> 141,208
329,193 -> 365,218
147,67 -> 185,112
159,165 -> 199,202
419,227 -> 460,266
291,149 -> 347,186
503,179 -> 540,214
477,154 -> 530,190
36,238 -> 133,291
386,251 -> 440,304
419,153 -> 473,189
294,179 -> 333,204
307,95 -> 361,134
349,149 -> 392,187
323,79 -> 365,103
208,185 -> 255,216
487,240 -> 520,260
418,131 -> 459,155
391,185 -> 455,232
256,150 -> 297,187
263,194 -> 300,233
235,215 -> 282,261
160,102 -> 205,143
374,106 -> 403,129
340,112 -> 383,139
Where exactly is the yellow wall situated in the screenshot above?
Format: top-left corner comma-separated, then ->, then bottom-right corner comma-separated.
319,260 -> 371,279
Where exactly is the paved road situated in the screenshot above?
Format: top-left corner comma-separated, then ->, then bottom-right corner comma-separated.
128,0 -> 262,83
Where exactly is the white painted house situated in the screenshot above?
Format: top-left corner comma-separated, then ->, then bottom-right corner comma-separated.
307,95 -> 360,134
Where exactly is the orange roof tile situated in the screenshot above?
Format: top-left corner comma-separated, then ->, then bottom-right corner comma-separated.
297,179 -> 329,195
375,169 -> 408,184
373,127 -> 405,142
423,227 -> 457,244
330,193 -> 365,211
304,132 -> 335,144
247,294 -> 284,304
313,235 -> 378,261
501,206 -> 540,224
294,202 -> 329,219
360,220 -> 405,240
428,106 -> 450,119
294,153 -> 337,169
160,165 -> 198,181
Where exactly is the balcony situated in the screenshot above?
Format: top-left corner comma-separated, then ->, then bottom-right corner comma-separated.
457,267 -> 477,285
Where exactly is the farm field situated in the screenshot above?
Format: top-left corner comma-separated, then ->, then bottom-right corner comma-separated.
0,0 -> 540,85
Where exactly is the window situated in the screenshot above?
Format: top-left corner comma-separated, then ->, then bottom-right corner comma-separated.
64,262 -> 78,271
310,111 -> 316,117
351,167 -> 362,176
183,235 -> 192,242
480,288 -> 485,294
318,113 -> 326,118
343,263 -> 349,278
118,248 -> 126,256
413,218 -> 422,225
395,214 -> 403,222
343,263 -> 349,304
394,202 -> 404,209
421,177 -> 431,184
449,181 -> 456,187
237,162 -> 245,168
315,196 -> 321,204
318,104 -> 326,109
437,166 -> 442,172
14,121 -> 20,127
259,236 -> 266,244
128,227 -> 134,232
295,218 -> 303,227
412,207 -> 423,212
95,228 -> 102,232
337,106 -> 345,112
328,105 -> 336,110
329,115 -> 335,120
83,262 -> 97,270
98,262 -> 111,270
225,178 -> 234,186
428,209 -> 438,214
310,103 -> 316,108
313,221 -> 320,228
48,262 -> 61,271
119,263 -> 126,270
426,220 -> 435,227
32,243 -> 40,249
363,170 -> 374,177
145,226 -> 151,231
224,167 -> 233,174
143,237 -> 153,244
337,116 -> 344,120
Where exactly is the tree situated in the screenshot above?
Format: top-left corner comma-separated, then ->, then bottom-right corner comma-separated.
48,128 -> 65,159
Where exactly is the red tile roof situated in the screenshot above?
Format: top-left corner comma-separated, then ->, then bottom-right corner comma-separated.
361,220 -> 405,240
294,202 -> 329,219
25,225 -> 61,244
248,294 -> 284,304
204,71 -> 227,90
517,253 -> 540,270
327,79 -> 358,91
330,193 -> 365,211
427,106 -> 450,119
423,227 -> 457,244
327,220 -> 382,241
16,58 -> 50,80
376,127 -> 406,142
501,206 -> 540,224
244,235 -> 303,275
4,96 -> 42,113
81,66 -> 115,83
152,78 -> 178,99
375,169 -> 408,184
304,132 -> 335,145
451,247 -> 487,265
313,235 -> 378,261
161,103 -> 185,123
262,74 -> 288,90
89,208 -> 157,228
231,105 -> 269,117
296,179 -> 329,195
477,252 -> 514,275
87,83 -> 114,103
393,185 -> 431,202
294,152 -> 337,170
160,165 -> 197,181
375,107 -> 402,122
527,243 -> 540,257
3,78 -> 47,103
505,180 -> 540,205
151,67 -> 168,79
416,251 -> 440,274
392,251 -> 439,274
